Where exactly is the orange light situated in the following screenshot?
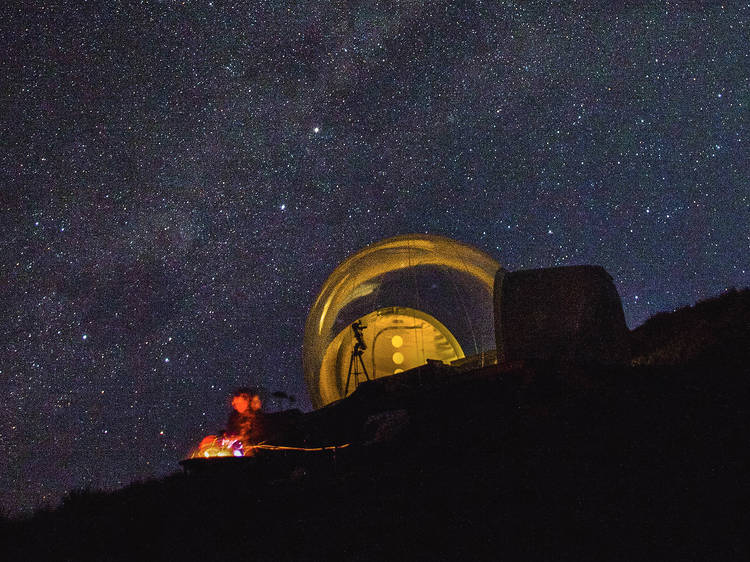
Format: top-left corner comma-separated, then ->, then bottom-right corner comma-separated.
231,394 -> 250,414
190,434 -> 245,458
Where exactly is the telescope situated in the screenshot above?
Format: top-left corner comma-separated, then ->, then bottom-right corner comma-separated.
351,320 -> 367,351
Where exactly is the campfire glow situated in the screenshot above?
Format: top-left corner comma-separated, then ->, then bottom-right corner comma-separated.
190,435 -> 245,458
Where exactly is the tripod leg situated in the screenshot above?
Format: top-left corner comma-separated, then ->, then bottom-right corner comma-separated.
357,353 -> 370,381
353,354 -> 361,388
345,353 -> 355,395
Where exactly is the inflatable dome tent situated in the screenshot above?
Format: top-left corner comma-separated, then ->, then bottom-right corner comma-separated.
303,234 -> 501,409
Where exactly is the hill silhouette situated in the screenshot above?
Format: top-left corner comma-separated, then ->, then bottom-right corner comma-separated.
2,292 -> 748,560
630,288 -> 750,367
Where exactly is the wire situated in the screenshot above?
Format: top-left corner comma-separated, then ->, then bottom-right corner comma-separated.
406,239 -> 426,361
446,239 -> 481,359
248,443 -> 351,453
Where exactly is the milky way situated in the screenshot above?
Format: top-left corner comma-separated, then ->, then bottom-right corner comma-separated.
2,1 -> 748,515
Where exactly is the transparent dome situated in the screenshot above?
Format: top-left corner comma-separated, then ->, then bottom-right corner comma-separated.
303,234 -> 501,408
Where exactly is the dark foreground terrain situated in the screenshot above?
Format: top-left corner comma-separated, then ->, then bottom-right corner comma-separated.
2,290 -> 749,560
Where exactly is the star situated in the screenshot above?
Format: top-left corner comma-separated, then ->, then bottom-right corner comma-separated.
1,0 -> 746,518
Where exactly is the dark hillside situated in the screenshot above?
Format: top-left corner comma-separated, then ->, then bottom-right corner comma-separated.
630,288 -> 750,367
2,357 -> 748,560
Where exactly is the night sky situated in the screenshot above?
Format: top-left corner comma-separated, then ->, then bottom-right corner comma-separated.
2,1 -> 748,516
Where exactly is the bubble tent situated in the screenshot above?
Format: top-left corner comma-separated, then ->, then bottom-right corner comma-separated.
303,234 -> 501,409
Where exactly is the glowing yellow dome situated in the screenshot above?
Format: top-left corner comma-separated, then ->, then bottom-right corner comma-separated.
303,234 -> 501,408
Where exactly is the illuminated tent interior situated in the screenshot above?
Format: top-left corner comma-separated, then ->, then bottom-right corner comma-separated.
303,234 -> 501,408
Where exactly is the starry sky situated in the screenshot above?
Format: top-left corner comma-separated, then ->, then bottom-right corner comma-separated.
2,1 -> 748,516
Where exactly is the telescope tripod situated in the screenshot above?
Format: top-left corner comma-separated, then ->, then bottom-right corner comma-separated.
344,344 -> 370,396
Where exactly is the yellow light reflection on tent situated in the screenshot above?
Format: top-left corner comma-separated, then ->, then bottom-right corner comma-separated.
303,234 -> 500,408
